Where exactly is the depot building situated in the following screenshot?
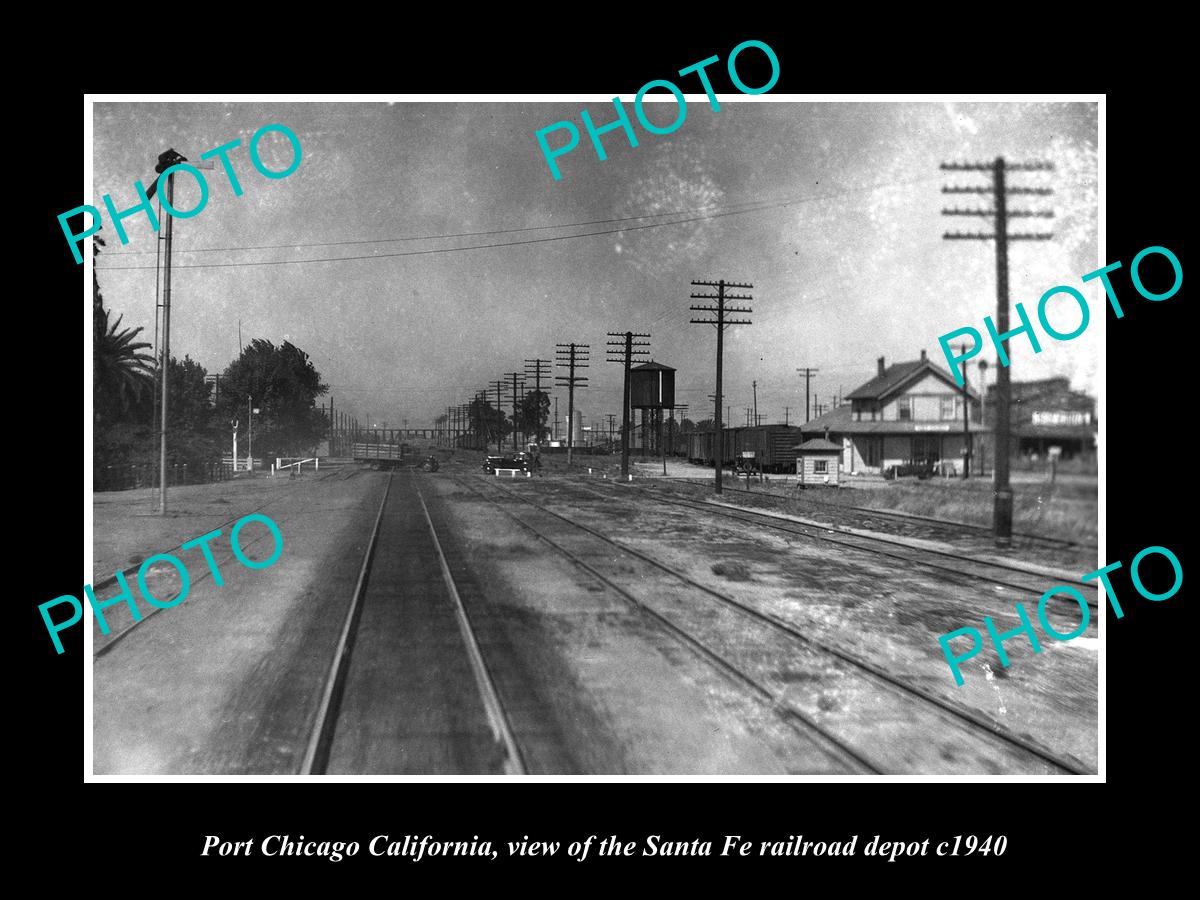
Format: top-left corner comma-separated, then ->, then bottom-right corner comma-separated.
798,352 -> 1096,476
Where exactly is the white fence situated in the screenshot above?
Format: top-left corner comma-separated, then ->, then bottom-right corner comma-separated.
272,457 -> 320,476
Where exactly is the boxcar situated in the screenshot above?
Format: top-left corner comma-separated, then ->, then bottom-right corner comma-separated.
687,425 -> 803,473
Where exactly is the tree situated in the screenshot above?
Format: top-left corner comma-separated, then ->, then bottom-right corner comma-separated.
93,237 -> 154,425
518,390 -> 551,443
468,397 -> 509,450
218,339 -> 328,458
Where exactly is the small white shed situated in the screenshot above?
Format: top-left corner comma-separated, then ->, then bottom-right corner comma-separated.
794,438 -> 842,486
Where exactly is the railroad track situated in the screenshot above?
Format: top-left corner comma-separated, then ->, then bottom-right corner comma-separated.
662,476 -> 1095,552
452,473 -> 1092,775
302,471 -> 526,775
582,479 -> 1098,610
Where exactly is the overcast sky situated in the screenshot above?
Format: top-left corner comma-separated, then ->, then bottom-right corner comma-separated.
91,99 -> 1098,430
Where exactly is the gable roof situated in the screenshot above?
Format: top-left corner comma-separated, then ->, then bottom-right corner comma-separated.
846,359 -> 978,401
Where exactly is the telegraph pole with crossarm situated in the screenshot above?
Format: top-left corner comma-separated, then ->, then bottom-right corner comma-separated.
942,157 -> 1054,545
606,332 -> 650,480
555,344 -> 589,467
524,358 -> 552,443
690,279 -> 753,495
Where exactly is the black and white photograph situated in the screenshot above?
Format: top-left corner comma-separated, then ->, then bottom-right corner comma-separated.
78,94 -> 1107,779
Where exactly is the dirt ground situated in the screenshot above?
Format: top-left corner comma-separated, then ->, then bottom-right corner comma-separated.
459,473 -> 1096,772
90,454 -> 1097,775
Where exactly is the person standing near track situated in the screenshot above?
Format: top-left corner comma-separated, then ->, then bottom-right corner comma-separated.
527,441 -> 543,477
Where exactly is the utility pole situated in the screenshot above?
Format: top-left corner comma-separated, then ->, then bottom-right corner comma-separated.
149,154 -> 220,502
504,373 -> 526,451
691,279 -> 753,495
752,380 -> 758,429
555,343 -> 589,467
942,157 -> 1054,545
554,396 -> 559,441
978,359 -> 990,477
606,332 -> 650,479
673,404 -> 688,456
475,392 -> 483,450
606,413 -> 616,449
783,406 -> 791,426
489,380 -> 505,452
960,343 -> 971,480
796,367 -> 819,423
524,358 -> 552,443
156,171 -> 176,513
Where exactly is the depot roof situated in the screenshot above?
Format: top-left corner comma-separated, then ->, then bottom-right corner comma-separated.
846,358 -> 979,402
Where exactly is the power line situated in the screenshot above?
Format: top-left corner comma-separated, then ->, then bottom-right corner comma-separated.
96,174 -> 945,272
102,194 -> 787,256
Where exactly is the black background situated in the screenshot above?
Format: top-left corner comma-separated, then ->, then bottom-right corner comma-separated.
20,23 -> 1188,886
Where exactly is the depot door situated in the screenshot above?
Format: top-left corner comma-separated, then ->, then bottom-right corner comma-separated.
912,435 -> 940,464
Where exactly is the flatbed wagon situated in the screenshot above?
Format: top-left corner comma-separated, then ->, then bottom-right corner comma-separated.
352,442 -> 439,471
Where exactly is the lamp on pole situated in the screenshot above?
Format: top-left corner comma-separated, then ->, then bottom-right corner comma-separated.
150,149 -> 214,515
247,397 -> 261,472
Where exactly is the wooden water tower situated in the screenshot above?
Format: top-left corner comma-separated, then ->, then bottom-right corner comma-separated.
630,361 -> 675,462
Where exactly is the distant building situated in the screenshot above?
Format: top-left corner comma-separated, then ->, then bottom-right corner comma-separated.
986,376 -> 1097,460
800,353 -> 1096,475
800,351 -> 980,475
571,409 -> 583,446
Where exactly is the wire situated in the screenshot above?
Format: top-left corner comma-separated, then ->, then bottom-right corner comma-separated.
102,194 -> 782,256
97,174 -> 943,272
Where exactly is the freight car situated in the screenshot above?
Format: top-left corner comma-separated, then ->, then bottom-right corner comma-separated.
686,425 -> 804,473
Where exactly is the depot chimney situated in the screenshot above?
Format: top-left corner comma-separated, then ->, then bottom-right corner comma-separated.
877,356 -> 886,378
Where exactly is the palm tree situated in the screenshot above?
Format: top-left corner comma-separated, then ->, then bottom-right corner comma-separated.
93,238 -> 154,422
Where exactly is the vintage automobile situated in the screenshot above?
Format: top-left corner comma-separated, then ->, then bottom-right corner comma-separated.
483,454 -> 530,475
883,460 -> 936,480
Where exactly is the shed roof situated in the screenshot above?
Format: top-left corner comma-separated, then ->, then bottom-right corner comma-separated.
630,361 -> 676,371
794,438 -> 842,452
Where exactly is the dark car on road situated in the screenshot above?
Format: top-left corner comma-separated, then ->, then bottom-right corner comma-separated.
484,455 -> 529,474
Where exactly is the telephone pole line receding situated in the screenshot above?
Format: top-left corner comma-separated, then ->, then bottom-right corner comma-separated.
524,358 -> 552,443
941,157 -> 1054,546
690,278 -> 753,495
796,367 -> 819,423
487,380 -> 505,452
504,373 -> 526,451
606,331 -> 650,480
555,343 -> 590,467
